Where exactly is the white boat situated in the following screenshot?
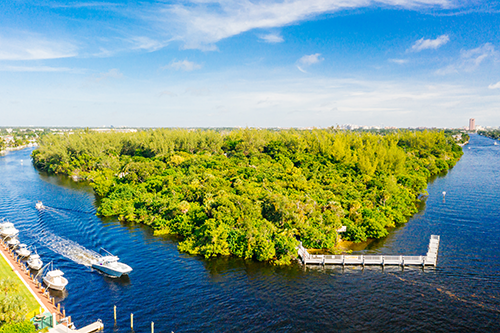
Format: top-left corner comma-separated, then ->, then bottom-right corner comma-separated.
495,142 -> 498,146
0,222 -> 19,238
27,253 -> 43,270
15,244 -> 31,258
42,264 -> 68,291
35,201 -> 44,210
6,237 -> 20,248
91,250 -> 132,278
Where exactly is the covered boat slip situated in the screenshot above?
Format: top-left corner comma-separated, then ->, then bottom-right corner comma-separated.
298,235 -> 440,267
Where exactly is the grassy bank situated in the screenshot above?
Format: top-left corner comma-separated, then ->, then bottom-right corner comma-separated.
0,254 -> 39,319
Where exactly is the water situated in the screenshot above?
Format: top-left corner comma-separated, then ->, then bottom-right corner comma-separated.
0,134 -> 499,332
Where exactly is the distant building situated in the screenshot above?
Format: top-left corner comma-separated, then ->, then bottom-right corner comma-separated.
469,118 -> 475,131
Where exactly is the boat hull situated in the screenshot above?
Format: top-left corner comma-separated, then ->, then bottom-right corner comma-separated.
43,277 -> 68,291
92,263 -> 131,277
28,260 -> 43,271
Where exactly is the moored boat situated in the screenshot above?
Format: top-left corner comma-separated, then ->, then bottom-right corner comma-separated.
42,264 -> 68,291
91,249 -> 132,278
6,237 -> 20,248
15,244 -> 31,258
27,253 -> 43,270
0,222 -> 19,238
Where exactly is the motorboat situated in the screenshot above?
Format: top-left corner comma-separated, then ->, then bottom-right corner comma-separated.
35,201 -> 44,210
0,222 -> 19,238
91,249 -> 132,278
6,237 -> 20,248
42,264 -> 68,291
495,142 -> 498,146
27,253 -> 43,270
15,244 -> 31,258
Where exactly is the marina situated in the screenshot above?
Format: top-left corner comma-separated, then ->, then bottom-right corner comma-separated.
298,235 -> 440,266
0,220 -> 103,332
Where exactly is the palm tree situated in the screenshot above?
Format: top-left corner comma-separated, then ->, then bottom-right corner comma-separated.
0,295 -> 28,323
0,279 -> 19,296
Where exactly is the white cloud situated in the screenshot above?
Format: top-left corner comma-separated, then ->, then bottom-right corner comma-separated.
437,43 -> 498,74
152,0 -> 451,50
258,33 -> 284,43
389,58 -> 409,64
410,34 -> 450,52
297,53 -> 323,72
0,34 -> 77,60
163,59 -> 202,71
129,37 -> 166,52
0,66 -> 75,72
488,82 -> 500,89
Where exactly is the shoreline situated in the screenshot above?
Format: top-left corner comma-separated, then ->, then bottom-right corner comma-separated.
0,143 -> 37,155
0,239 -> 64,322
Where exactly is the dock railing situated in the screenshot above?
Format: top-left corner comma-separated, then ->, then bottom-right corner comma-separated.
297,235 -> 440,267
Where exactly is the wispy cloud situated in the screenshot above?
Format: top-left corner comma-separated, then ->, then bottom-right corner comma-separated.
437,43 -> 498,74
152,0 -> 451,50
258,33 -> 284,43
488,82 -> 500,89
0,34 -> 77,60
163,59 -> 202,71
297,53 -> 323,72
389,58 -> 409,64
128,36 -> 166,52
0,65 -> 82,73
410,34 -> 450,52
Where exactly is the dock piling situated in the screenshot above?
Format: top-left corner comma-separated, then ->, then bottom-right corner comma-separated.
131,313 -> 133,330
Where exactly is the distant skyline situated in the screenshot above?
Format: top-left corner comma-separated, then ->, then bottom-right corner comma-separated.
1,1 -> 500,128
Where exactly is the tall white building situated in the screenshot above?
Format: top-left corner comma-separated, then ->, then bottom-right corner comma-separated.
469,118 -> 475,131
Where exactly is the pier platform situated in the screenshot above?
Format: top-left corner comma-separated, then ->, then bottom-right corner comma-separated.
298,235 -> 440,267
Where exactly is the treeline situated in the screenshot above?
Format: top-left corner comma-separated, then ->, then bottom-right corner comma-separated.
444,129 -> 470,144
32,128 -> 463,264
478,129 -> 500,140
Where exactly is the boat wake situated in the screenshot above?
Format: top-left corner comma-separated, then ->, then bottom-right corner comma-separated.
36,230 -> 101,267
38,205 -> 93,215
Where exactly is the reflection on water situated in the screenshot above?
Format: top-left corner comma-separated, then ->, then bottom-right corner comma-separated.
0,136 -> 499,332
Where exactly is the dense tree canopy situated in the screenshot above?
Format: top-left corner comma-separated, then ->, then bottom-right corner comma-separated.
478,129 -> 500,140
32,128 -> 463,264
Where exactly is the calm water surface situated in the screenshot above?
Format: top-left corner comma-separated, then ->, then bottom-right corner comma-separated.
0,134 -> 499,332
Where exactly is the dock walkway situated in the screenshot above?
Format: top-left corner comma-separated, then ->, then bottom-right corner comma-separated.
49,320 -> 104,333
298,235 -> 440,267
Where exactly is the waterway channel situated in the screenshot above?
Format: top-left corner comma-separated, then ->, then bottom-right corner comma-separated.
0,134 -> 499,332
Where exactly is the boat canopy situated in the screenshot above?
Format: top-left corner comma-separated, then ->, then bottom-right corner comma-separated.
99,255 -> 119,262
46,269 -> 64,277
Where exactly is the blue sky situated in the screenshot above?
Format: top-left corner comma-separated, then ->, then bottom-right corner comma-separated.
1,0 -> 499,128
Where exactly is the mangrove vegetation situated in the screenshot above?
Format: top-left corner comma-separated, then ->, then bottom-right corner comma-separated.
32,128 -> 463,264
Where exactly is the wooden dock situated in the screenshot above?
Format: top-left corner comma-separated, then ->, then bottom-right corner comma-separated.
49,320 -> 103,333
298,235 -> 440,267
